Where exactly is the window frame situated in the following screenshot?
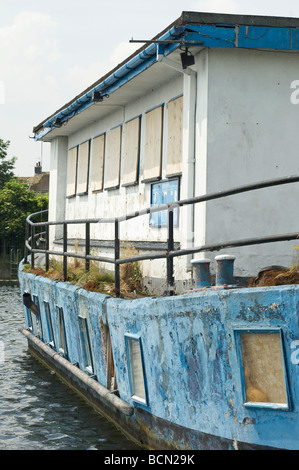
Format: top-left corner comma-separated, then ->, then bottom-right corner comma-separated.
32,294 -> 41,338
90,132 -> 106,193
122,115 -> 141,187
142,104 -> 164,183
78,314 -> 95,375
44,301 -> 55,349
125,333 -> 149,406
76,139 -> 91,196
166,95 -> 183,178
104,124 -> 122,191
57,306 -> 68,359
234,328 -> 291,410
149,177 -> 180,228
66,145 -> 78,198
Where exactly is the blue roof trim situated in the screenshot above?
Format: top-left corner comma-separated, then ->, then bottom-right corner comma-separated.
186,24 -> 299,50
37,22 -> 299,140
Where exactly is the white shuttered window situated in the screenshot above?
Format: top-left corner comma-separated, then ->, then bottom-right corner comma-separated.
66,146 -> 78,197
166,96 -> 183,176
122,117 -> 140,186
105,126 -> 122,190
90,134 -> 105,192
77,140 -> 90,194
143,105 -> 163,182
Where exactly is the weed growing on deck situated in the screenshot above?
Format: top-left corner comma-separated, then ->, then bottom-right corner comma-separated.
22,243 -> 147,298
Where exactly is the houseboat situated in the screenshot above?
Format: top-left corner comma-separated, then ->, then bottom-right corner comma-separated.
19,11 -> 299,449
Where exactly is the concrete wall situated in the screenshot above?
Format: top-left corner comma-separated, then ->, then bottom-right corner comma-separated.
198,48 -> 299,276
19,268 -> 299,449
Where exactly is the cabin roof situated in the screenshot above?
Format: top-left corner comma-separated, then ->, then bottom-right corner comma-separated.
33,11 -> 299,141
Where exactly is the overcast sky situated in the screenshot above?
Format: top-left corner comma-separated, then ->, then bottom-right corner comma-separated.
1,0 -> 299,176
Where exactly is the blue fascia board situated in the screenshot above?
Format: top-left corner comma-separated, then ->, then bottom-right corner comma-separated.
186,24 -> 299,50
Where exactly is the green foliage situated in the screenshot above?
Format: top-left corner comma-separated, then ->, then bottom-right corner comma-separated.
0,178 -> 48,241
0,139 -> 16,189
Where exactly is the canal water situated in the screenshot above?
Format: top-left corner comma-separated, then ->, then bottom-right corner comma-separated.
0,285 -> 140,450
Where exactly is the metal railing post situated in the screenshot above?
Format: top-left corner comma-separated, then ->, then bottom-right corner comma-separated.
31,225 -> 35,269
167,207 -> 174,295
114,220 -> 120,297
63,223 -> 67,281
24,221 -> 29,264
45,225 -> 49,272
85,222 -> 90,272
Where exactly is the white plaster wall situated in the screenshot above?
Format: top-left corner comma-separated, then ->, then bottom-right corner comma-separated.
49,74 -> 192,286
65,76 -> 183,239
203,48 -> 299,276
193,49 -> 209,253
48,136 -> 68,242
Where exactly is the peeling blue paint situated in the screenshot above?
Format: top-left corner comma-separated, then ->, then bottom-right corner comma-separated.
19,268 -> 299,449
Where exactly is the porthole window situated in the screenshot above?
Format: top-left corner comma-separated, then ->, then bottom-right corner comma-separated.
125,334 -> 148,405
78,314 -> 94,374
32,295 -> 41,338
44,301 -> 55,348
57,307 -> 68,359
235,329 -> 290,409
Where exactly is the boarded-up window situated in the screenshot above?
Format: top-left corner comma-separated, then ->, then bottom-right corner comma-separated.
67,146 -> 78,197
143,105 -> 163,182
90,134 -> 105,192
105,126 -> 122,190
126,335 -> 147,404
122,116 -> 140,186
240,332 -> 288,408
77,140 -> 90,195
167,96 -> 183,176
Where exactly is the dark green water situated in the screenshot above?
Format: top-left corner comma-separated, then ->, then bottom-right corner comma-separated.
0,285 -> 140,450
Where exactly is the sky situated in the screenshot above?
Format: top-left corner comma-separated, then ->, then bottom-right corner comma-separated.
1,0 -> 299,176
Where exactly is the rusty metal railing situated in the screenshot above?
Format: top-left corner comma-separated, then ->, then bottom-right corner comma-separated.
24,174 -> 299,296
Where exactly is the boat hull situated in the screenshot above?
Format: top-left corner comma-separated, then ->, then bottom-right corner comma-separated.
19,327 -> 278,450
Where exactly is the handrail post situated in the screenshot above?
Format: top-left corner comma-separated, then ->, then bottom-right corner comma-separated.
63,223 -> 67,281
31,225 -> 35,269
167,206 -> 175,295
85,222 -> 90,272
45,225 -> 49,272
114,220 -> 120,297
24,221 -> 29,264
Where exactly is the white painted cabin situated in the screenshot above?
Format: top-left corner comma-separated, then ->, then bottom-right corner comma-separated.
33,12 -> 299,294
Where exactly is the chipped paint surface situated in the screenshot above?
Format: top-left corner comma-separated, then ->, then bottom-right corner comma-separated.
19,269 -> 299,449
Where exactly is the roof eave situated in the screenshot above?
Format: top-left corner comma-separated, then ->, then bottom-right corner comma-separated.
33,11 -> 299,138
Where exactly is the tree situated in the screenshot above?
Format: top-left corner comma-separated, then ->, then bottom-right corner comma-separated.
0,179 -> 48,254
0,139 -> 16,188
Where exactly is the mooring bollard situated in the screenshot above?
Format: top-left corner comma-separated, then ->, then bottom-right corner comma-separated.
215,254 -> 236,286
191,259 -> 211,288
